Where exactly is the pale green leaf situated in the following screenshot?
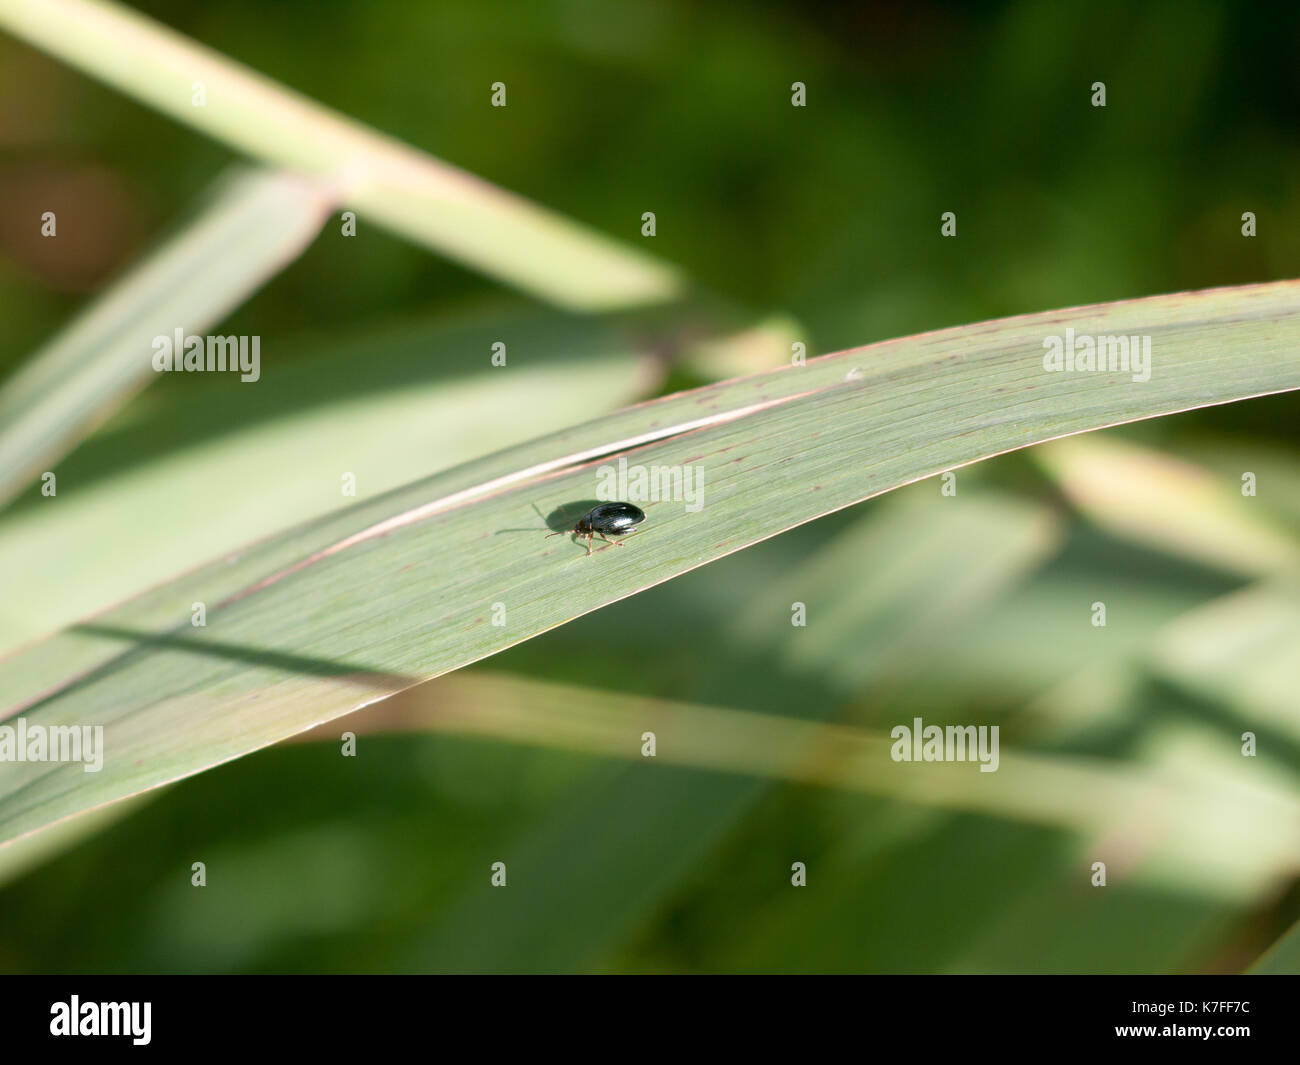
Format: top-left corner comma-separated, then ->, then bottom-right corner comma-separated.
0,0 -> 682,310
0,167 -> 331,507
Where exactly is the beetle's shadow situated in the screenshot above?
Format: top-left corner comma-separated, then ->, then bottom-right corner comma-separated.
542,499 -> 604,532
496,500 -> 605,535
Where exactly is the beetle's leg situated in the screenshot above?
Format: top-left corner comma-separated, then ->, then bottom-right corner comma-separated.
585,532 -> 594,556
595,530 -> 640,552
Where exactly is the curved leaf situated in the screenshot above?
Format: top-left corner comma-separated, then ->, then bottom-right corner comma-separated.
0,280 -> 1298,848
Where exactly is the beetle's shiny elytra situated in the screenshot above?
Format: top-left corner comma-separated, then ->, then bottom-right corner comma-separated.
547,501 -> 646,556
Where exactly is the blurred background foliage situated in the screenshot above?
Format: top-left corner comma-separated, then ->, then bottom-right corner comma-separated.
0,0 -> 1298,972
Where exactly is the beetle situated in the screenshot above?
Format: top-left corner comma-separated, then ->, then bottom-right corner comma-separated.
547,502 -> 646,555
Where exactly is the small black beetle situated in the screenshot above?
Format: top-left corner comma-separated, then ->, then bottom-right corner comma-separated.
548,501 -> 646,555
